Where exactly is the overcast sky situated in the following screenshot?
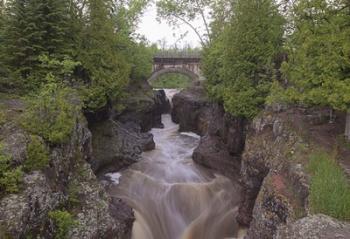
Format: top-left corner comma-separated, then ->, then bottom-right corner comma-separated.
136,2 -> 205,48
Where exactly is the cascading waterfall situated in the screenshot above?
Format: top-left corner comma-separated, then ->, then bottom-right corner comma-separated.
108,90 -> 244,239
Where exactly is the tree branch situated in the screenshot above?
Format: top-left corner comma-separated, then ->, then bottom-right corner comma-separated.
169,13 -> 207,47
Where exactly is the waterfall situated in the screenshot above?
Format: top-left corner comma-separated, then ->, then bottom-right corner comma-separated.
108,90 -> 244,239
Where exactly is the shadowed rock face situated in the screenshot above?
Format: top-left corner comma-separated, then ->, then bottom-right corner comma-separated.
90,119 -> 155,174
171,84 -> 246,181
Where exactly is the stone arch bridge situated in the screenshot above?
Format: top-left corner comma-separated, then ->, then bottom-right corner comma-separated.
148,53 -> 202,83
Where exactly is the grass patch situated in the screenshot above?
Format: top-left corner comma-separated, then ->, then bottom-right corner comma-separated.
308,152 -> 350,220
151,73 -> 192,89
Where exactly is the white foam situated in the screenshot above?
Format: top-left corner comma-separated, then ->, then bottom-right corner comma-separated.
106,172 -> 122,185
180,132 -> 201,139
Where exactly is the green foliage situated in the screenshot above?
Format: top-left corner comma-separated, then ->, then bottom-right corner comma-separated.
48,210 -> 76,239
22,83 -> 82,144
202,35 -> 226,102
151,73 -> 192,89
0,0 -> 73,90
308,152 -> 350,220
67,180 -> 81,207
24,135 -> 49,172
275,0 -> 350,112
203,0 -> 285,119
77,0 -> 131,111
0,145 -> 23,194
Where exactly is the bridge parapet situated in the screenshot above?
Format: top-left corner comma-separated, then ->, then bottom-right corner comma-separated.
149,52 -> 203,83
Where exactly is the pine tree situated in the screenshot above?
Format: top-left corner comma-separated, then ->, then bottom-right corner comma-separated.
282,0 -> 350,139
78,0 -> 130,111
218,0 -> 285,118
0,0 -> 72,91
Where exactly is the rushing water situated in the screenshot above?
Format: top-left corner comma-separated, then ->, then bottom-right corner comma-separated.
109,90 -> 243,239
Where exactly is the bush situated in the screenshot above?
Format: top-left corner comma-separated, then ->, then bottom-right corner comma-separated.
48,210 -> 76,239
22,83 -> 82,144
0,145 -> 23,194
308,152 -> 350,220
24,135 -> 49,172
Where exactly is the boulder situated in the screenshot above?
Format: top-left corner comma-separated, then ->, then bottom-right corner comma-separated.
90,119 -> 155,174
116,80 -> 170,132
171,84 -> 211,136
193,135 -> 241,181
275,214 -> 350,239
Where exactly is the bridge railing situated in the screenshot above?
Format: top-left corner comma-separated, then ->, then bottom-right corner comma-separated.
154,51 -> 201,59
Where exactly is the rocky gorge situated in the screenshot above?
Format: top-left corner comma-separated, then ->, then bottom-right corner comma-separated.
0,79 -> 350,239
0,79 -> 170,239
172,83 -> 350,239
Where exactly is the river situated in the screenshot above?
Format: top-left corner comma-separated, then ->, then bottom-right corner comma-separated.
108,90 -> 243,239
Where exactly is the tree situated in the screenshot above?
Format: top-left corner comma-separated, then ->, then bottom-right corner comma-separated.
0,0 -> 72,90
279,0 -> 350,139
204,0 -> 285,118
78,0 -> 131,111
156,0 -> 212,46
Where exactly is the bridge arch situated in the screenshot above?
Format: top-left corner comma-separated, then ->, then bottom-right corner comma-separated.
148,53 -> 202,84
148,67 -> 199,83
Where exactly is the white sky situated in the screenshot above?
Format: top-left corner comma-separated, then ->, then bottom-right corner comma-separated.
136,2 -> 204,48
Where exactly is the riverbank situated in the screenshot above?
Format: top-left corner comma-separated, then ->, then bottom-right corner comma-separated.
172,83 -> 350,239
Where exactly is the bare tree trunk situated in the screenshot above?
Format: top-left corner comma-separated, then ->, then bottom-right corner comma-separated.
346,110 -> 350,141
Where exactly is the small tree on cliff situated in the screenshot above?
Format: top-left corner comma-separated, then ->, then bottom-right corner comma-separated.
219,0 -> 285,119
278,0 -> 350,140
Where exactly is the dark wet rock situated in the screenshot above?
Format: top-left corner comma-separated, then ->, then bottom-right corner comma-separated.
90,119 -> 155,174
116,80 -> 170,132
193,135 -> 241,181
171,84 -> 211,136
172,85 -> 246,180
109,198 -> 135,239
274,214 -> 350,239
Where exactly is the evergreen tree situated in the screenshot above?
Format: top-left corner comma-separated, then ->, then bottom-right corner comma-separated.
0,0 -> 72,90
204,0 -> 285,118
78,0 -> 130,111
280,0 -> 350,139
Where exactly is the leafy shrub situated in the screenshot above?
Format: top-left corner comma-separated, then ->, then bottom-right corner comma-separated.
48,210 -> 76,239
24,135 -> 49,172
308,152 -> 350,220
22,83 -> 82,144
0,145 -> 23,194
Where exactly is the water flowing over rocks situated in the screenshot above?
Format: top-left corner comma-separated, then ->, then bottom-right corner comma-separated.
0,80 -> 168,238
89,80 -> 170,175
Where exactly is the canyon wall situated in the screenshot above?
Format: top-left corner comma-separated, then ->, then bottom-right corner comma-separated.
172,84 -> 350,239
